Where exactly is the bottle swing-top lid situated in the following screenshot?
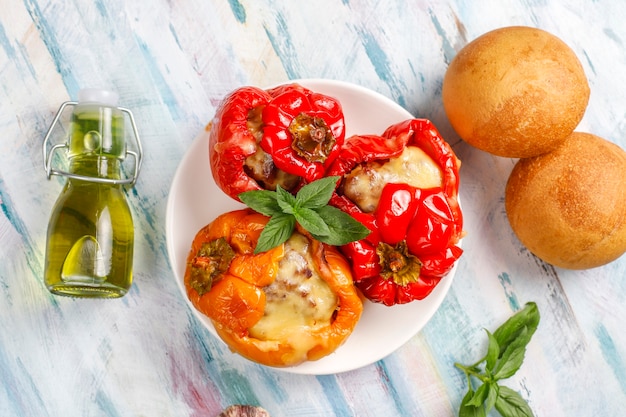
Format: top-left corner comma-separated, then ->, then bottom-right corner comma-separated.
42,89 -> 143,186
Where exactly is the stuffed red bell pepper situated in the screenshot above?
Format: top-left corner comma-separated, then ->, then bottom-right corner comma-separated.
209,83 -> 345,201
328,118 -> 464,306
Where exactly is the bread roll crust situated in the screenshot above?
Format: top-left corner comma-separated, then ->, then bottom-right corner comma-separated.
505,132 -> 626,269
443,26 -> 590,158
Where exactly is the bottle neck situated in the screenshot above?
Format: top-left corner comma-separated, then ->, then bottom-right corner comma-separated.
68,155 -> 122,181
68,104 -> 126,159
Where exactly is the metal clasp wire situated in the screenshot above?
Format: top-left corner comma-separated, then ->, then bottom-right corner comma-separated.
42,101 -> 144,186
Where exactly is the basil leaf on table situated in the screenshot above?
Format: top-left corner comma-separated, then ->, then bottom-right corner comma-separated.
493,327 -> 530,380
455,302 -> 540,417
460,389 -> 487,417
485,330 -> 500,372
493,302 -> 540,355
495,386 -> 535,417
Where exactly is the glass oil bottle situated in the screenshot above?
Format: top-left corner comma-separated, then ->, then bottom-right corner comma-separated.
42,89 -> 143,298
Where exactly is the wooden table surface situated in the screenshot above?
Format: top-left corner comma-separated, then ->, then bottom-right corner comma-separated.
1,1 -> 625,416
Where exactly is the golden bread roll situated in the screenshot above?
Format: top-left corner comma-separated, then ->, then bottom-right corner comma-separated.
505,132 -> 626,269
443,26 -> 590,158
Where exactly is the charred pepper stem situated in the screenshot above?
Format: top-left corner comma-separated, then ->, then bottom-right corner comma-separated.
376,241 -> 422,286
289,112 -> 336,163
189,237 -> 236,295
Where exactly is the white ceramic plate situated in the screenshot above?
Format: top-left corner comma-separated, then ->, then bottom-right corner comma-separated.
165,79 -> 458,375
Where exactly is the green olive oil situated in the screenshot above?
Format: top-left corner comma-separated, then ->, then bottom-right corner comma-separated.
44,90 -> 136,298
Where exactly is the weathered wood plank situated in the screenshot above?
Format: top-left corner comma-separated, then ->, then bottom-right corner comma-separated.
1,1 -> 625,416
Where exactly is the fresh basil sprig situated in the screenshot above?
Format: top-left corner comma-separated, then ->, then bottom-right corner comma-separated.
239,176 -> 370,254
455,302 -> 540,417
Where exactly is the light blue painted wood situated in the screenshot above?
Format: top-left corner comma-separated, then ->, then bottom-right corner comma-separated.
1,1 -> 625,416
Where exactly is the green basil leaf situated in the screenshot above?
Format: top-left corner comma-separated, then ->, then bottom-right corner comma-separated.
294,207 -> 330,237
240,177 -> 371,252
275,185 -> 297,214
493,327 -> 529,380
494,386 -> 535,417
455,303 -> 539,417
254,213 -> 295,254
238,190 -> 281,217
466,382 -> 489,407
310,205 -> 371,245
459,389 -> 487,417
493,302 -> 540,358
296,176 -> 339,209
485,330 -> 500,373
485,382 -> 499,414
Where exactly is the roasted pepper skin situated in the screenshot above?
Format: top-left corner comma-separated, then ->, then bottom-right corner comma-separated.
375,182 -> 421,245
261,84 -> 345,182
329,119 -> 464,306
184,209 -> 363,367
209,86 -> 273,200
209,84 -> 345,201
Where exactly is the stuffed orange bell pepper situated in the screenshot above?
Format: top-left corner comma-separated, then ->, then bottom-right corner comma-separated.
184,208 -> 363,367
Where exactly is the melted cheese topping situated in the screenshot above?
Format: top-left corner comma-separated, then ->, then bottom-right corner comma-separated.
248,233 -> 338,355
342,146 -> 443,213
